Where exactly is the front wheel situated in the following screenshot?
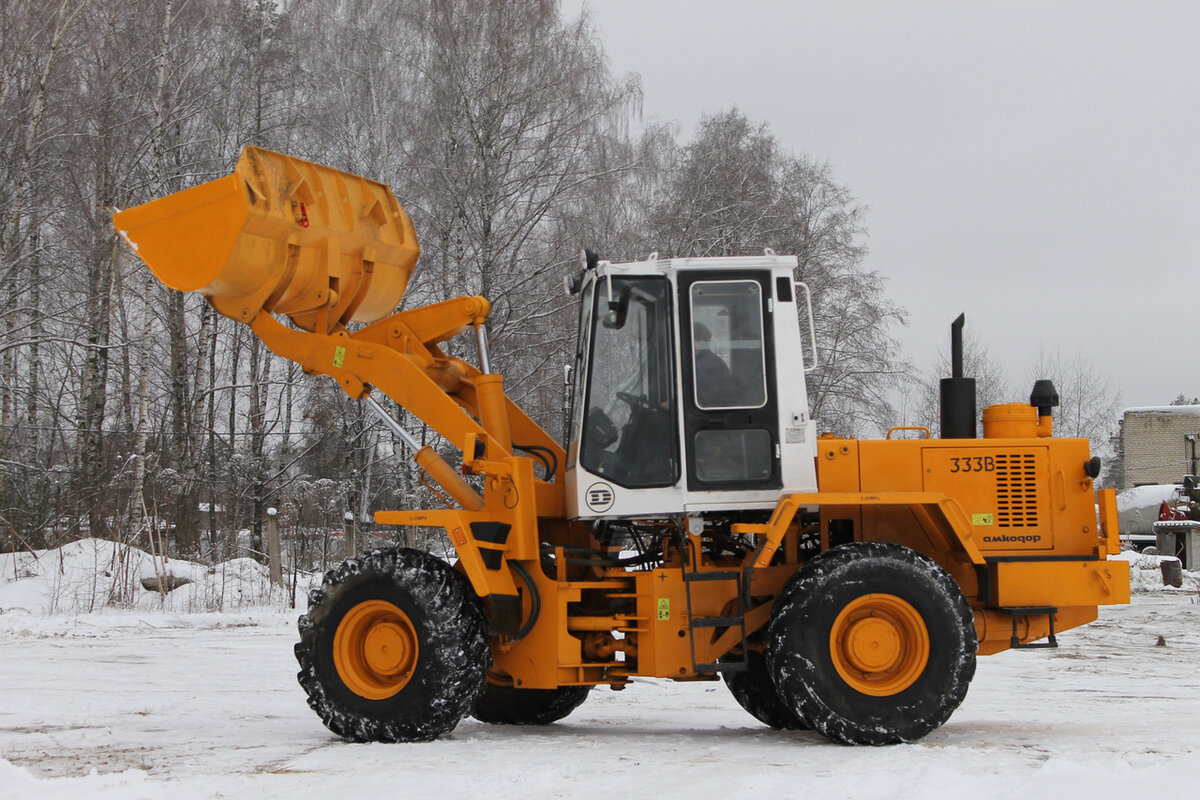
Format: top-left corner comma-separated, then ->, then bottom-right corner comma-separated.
295,548 -> 490,742
767,542 -> 977,745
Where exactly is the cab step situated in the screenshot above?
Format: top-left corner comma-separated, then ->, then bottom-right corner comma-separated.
1003,605 -> 1059,649
683,567 -> 749,674
683,570 -> 741,582
691,616 -> 744,628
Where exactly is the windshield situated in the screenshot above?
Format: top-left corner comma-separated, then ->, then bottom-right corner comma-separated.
567,280 -> 595,458
579,276 -> 678,488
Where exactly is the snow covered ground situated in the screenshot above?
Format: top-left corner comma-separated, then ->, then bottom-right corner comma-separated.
1,549 -> 1198,799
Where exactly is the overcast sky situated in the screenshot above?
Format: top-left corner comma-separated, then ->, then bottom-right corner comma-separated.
562,0 -> 1198,411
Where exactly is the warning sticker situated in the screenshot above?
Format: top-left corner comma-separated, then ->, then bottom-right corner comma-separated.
657,598 -> 670,621
971,513 -> 995,526
333,345 -> 347,368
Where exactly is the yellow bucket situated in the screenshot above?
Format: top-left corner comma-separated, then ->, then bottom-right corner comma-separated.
112,146 -> 420,331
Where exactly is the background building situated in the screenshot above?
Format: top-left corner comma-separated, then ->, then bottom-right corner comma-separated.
1118,405 -> 1200,489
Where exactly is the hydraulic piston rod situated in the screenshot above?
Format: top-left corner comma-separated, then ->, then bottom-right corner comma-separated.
362,394 -> 484,512
363,394 -> 420,451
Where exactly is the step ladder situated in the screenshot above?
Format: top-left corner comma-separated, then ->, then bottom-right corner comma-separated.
683,568 -> 750,673
1002,606 -> 1059,649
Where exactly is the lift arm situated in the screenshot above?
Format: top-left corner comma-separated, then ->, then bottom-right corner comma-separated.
113,146 -> 564,599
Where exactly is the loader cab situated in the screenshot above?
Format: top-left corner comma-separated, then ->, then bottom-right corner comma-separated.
565,254 -> 819,520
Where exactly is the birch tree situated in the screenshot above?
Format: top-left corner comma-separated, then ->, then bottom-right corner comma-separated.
903,329 -> 1010,437
1024,348 -> 1121,452
648,109 -> 907,435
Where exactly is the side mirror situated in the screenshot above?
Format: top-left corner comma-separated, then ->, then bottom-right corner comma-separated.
602,285 -> 632,329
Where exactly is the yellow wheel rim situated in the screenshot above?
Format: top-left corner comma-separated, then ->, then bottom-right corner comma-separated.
333,599 -> 419,700
830,593 -> 929,697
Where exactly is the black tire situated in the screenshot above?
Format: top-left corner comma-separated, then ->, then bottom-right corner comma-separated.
767,542 -> 977,745
472,678 -> 591,725
295,548 -> 490,742
721,648 -> 808,730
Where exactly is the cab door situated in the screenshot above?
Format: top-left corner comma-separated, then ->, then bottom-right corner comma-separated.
678,272 -> 781,492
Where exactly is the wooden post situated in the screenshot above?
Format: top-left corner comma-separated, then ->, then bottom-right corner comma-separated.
343,512 -> 356,559
267,507 -> 283,586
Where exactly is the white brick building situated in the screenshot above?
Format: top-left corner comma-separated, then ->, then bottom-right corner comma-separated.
1119,405 -> 1200,488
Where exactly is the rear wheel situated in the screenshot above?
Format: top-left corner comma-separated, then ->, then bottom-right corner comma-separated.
472,672 -> 591,725
767,542 -> 976,745
722,648 -> 808,730
296,548 -> 490,742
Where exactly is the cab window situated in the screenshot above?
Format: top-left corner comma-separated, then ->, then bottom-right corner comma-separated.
690,281 -> 766,410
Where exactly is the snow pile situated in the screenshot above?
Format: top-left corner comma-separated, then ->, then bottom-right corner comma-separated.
0,538 -> 318,617
1122,404 -> 1200,415
1115,483 -> 1180,533
1110,549 -> 1200,593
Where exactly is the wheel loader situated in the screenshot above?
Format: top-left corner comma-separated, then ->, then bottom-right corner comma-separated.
113,147 -> 1129,745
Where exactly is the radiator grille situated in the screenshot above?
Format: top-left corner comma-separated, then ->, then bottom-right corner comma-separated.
995,453 -> 1039,527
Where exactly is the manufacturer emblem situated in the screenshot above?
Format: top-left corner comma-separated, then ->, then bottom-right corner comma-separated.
585,482 -> 615,513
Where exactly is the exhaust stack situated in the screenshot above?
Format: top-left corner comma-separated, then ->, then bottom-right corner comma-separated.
939,313 -> 977,439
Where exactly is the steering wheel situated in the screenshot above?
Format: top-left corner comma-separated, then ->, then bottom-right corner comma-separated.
616,391 -> 654,410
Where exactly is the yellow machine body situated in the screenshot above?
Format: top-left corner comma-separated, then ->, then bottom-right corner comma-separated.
115,147 -> 1130,744
813,430 -> 1127,656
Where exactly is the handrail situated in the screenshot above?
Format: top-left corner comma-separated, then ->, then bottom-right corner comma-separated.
886,426 -> 931,440
794,281 -> 818,372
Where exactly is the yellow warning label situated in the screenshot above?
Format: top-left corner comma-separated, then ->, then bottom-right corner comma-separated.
656,598 -> 670,621
333,345 -> 346,368
972,513 -> 995,526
